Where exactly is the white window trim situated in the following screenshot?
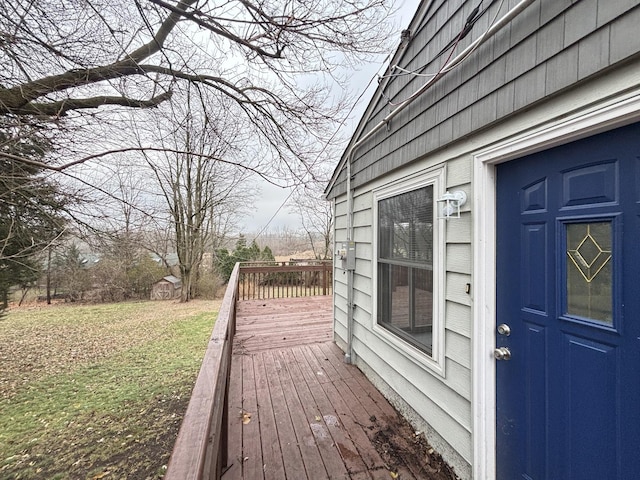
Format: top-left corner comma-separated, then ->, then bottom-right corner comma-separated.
472,91 -> 640,480
372,166 -> 447,376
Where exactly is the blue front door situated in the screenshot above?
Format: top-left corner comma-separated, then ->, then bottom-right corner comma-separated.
496,122 -> 640,479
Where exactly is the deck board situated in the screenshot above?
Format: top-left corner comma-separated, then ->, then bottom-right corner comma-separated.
284,347 -> 351,479
262,350 -> 307,479
224,354 -> 243,480
273,348 -> 331,480
223,296 -> 448,479
254,355 -> 285,480
241,355 -> 263,480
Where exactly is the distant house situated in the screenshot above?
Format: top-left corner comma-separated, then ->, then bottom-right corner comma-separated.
150,252 -> 180,267
326,1 -> 640,479
151,275 -> 181,300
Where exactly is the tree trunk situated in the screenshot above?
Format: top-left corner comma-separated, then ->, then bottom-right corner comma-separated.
180,266 -> 192,302
18,288 -> 30,306
46,247 -> 52,304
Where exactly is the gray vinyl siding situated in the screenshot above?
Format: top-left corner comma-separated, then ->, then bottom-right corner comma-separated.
326,0 -> 640,199
333,197 -> 348,347
332,157 -> 475,474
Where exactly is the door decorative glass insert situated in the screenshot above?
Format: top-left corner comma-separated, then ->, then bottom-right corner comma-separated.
566,222 -> 613,323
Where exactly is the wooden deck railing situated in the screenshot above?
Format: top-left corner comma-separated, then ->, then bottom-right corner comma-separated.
238,259 -> 332,300
164,263 -> 239,480
164,260 -> 333,480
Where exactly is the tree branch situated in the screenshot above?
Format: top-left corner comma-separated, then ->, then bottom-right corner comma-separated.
11,91 -> 173,116
2,146 -> 289,186
0,0 -> 197,116
147,0 -> 284,59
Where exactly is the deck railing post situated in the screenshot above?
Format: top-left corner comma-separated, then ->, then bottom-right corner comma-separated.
322,263 -> 327,296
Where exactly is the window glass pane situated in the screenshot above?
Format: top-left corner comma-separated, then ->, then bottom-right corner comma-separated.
378,186 -> 433,262
566,222 -> 613,323
413,218 -> 433,263
377,184 -> 434,355
381,263 -> 410,329
413,268 -> 433,331
378,263 -> 433,353
393,222 -> 411,260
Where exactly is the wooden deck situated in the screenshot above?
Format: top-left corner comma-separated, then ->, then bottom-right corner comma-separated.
222,296 -> 450,480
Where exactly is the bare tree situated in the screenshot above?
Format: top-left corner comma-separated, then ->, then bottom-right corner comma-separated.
290,181 -> 334,260
85,167 -> 171,301
141,91 -> 253,301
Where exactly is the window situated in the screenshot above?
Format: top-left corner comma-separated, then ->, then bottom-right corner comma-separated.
377,184 -> 435,355
566,221 -> 613,323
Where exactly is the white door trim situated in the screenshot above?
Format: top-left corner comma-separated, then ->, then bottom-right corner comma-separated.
471,91 -> 640,480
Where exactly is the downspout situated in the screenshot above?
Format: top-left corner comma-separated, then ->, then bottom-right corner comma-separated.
342,0 -> 536,364
344,158 -> 354,363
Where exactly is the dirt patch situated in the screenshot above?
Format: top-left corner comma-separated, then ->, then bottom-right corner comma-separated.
3,393 -> 187,480
369,414 -> 459,480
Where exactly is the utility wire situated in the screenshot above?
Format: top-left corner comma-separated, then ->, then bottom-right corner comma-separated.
380,0 -> 504,106
378,0 -> 493,82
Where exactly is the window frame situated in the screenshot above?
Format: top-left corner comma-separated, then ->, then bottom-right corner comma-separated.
372,167 -> 446,376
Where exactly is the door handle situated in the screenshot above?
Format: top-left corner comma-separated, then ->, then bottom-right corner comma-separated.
497,323 -> 511,336
494,347 -> 511,361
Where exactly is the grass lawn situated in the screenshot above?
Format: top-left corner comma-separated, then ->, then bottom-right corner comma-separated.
0,300 -> 220,480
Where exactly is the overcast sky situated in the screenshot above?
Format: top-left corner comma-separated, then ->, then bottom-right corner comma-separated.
239,0 -> 421,235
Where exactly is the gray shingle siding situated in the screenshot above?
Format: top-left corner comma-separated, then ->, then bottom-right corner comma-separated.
326,0 -> 640,199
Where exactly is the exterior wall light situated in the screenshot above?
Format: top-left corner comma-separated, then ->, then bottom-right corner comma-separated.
437,190 -> 467,219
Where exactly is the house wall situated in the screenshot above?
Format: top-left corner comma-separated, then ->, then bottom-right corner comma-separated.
329,1 -> 640,479
333,155 -> 474,478
333,69 -> 640,479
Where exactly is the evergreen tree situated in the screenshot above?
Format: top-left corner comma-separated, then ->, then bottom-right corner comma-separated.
0,128 -> 70,316
213,237 -> 275,283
